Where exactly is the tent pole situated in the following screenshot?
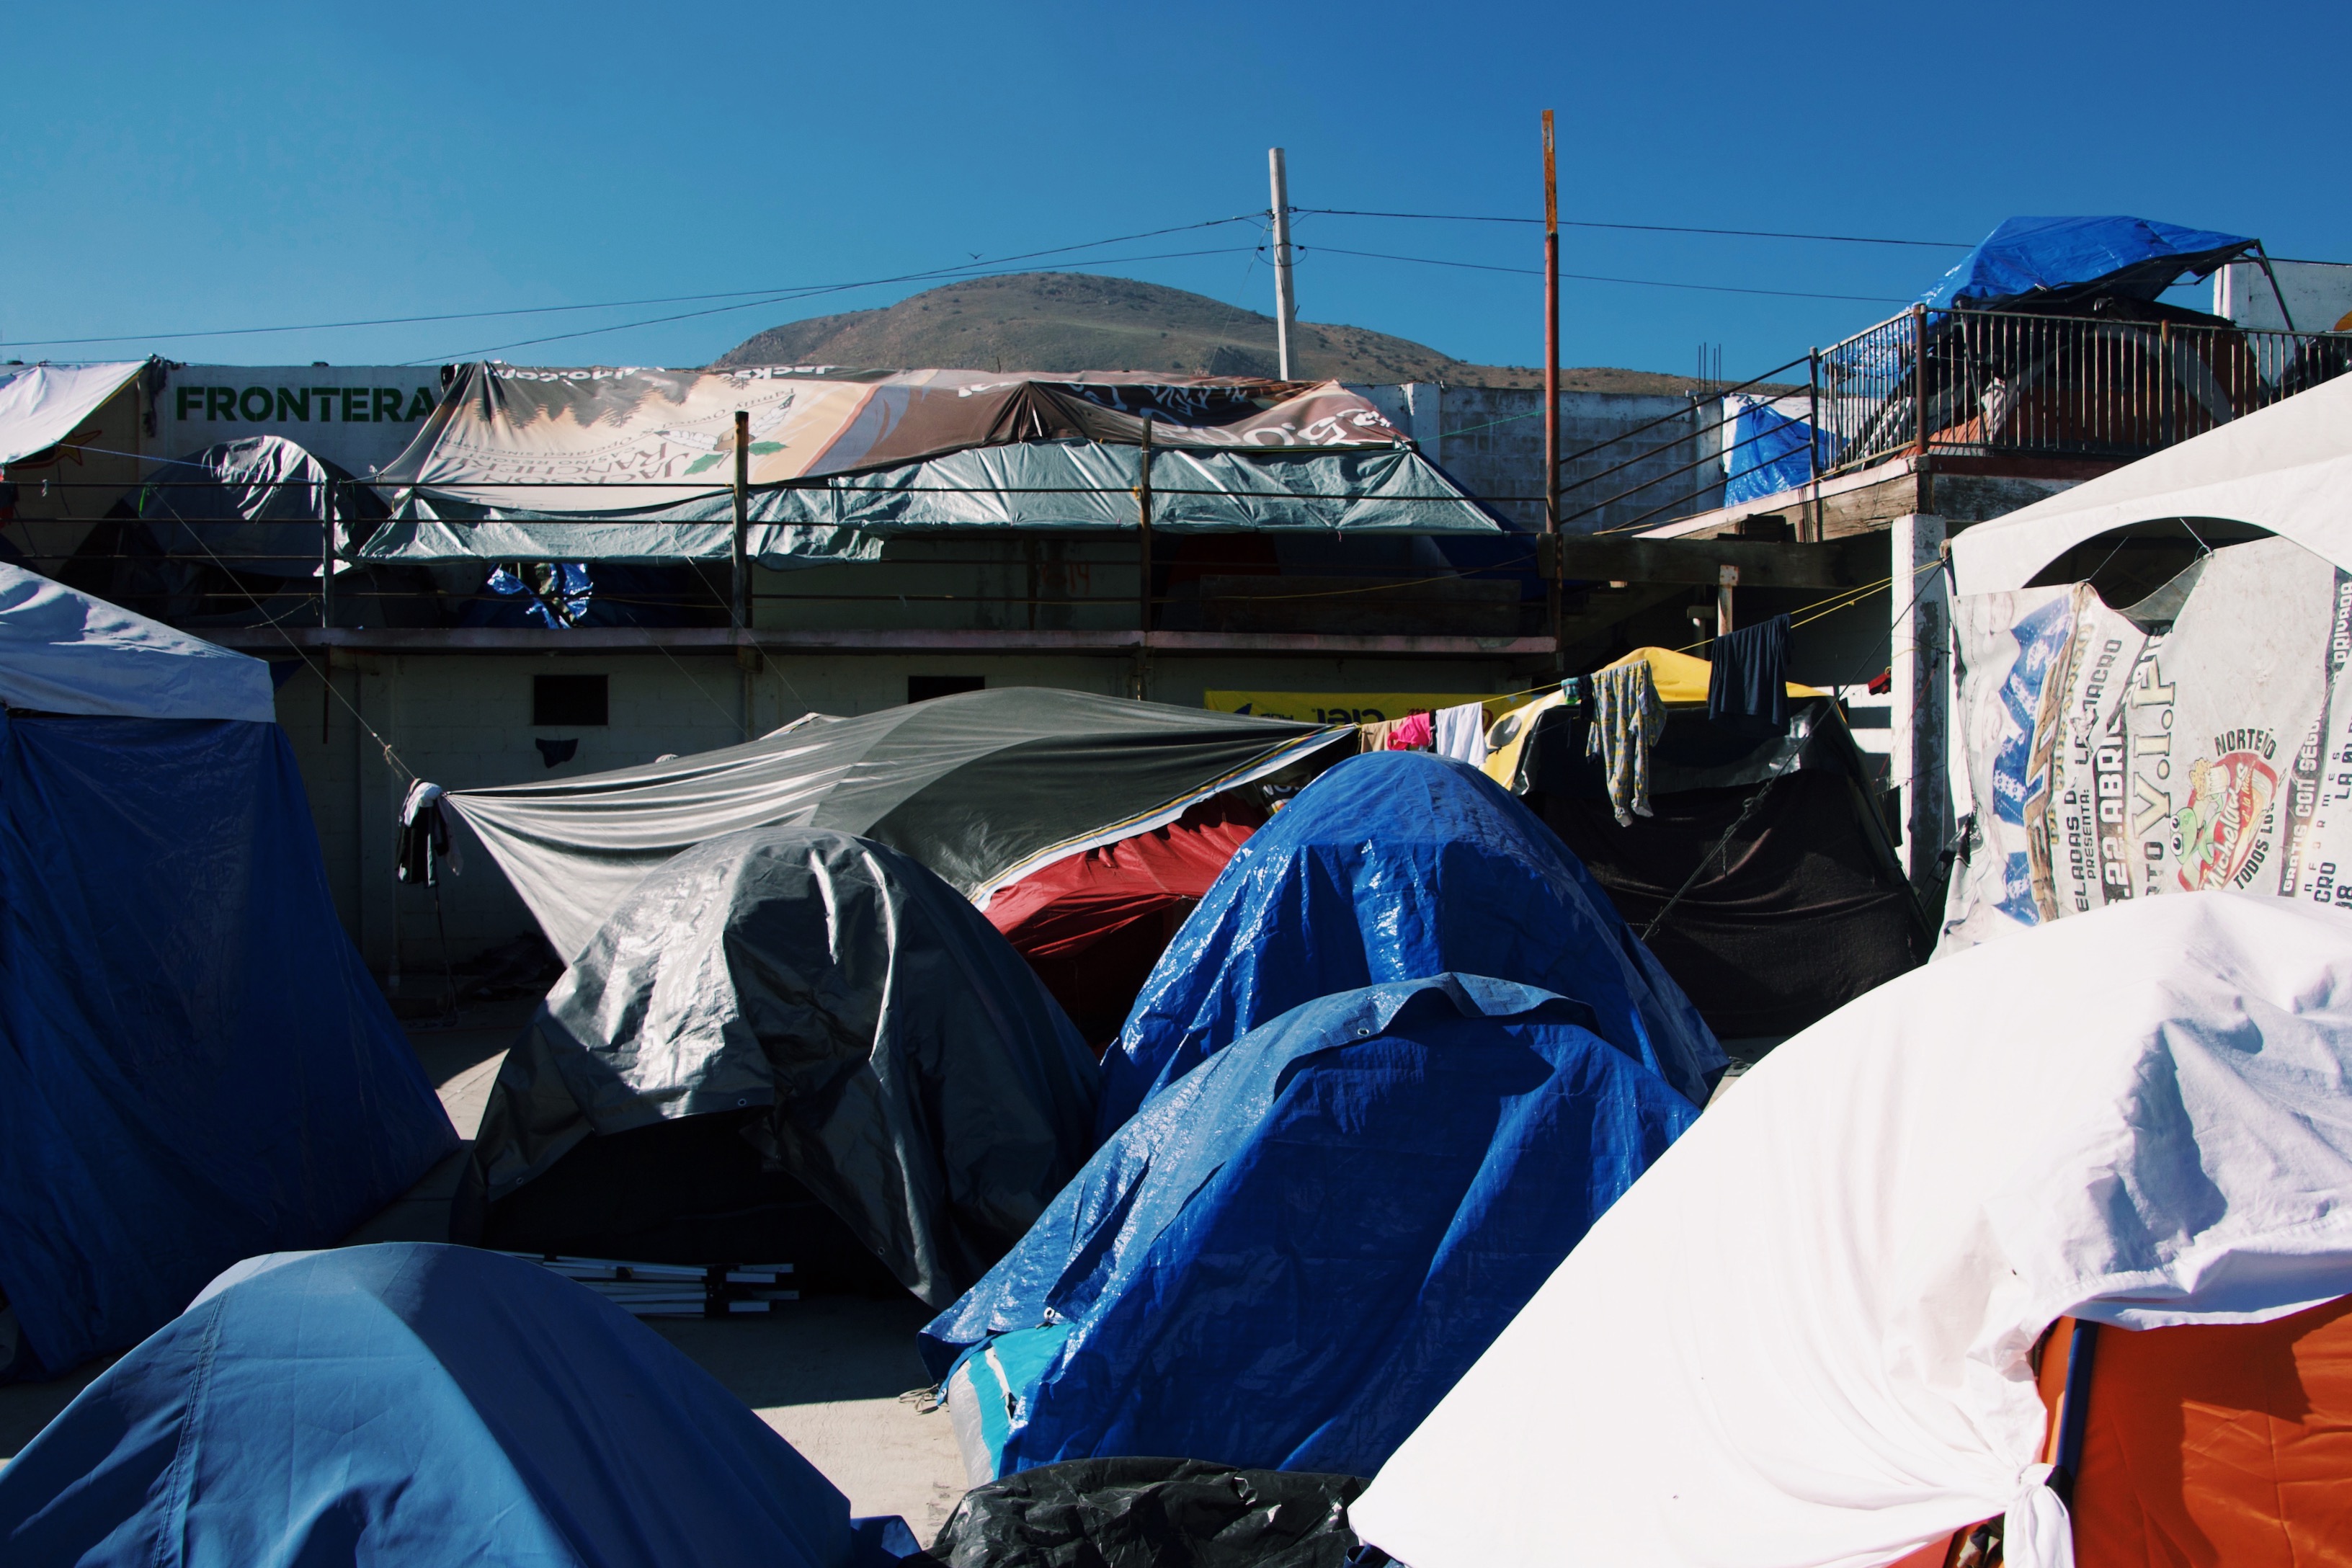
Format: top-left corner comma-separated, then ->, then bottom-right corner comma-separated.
1268,151 -> 1296,380
1542,110 -> 1562,675
733,409 -> 752,741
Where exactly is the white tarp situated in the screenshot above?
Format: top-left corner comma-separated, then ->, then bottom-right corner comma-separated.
0,564 -> 276,722
1353,892 -> 2352,1568
1948,370 -> 2352,594
0,361 -> 146,467
1941,536 -> 2352,950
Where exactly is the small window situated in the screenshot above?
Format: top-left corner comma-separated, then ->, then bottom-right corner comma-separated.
533,673 -> 608,727
907,675 -> 985,705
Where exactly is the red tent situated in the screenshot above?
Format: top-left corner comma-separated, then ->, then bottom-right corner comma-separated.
985,795 -> 1260,1050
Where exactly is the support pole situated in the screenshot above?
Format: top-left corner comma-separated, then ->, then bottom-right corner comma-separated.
1889,512 -> 1952,904
1132,418 -> 1154,700
1268,148 -> 1296,380
1716,564 -> 1738,638
1807,347 -> 1824,543
321,476 -> 337,741
733,409 -> 752,741
1542,110 -> 1562,670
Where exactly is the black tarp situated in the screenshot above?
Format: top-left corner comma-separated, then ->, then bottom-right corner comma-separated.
928,1458 -> 1378,1568
452,826 -> 1100,1309
1523,695 -> 1928,1041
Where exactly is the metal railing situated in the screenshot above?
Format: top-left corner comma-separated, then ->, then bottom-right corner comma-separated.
1817,303 -> 2352,475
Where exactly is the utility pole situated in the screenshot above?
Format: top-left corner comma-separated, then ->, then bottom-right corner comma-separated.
1268,148 -> 1297,380
1541,111 -> 1562,668
1133,417 -> 1154,700
732,409 -> 753,741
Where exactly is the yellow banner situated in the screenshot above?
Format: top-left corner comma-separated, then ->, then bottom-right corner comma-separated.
1203,690 -> 1515,726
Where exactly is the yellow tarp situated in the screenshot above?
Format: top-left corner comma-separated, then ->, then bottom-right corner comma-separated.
1203,691 -> 1517,726
1602,646 -> 1825,706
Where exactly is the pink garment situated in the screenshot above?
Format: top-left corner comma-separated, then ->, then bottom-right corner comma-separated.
1390,712 -> 1433,750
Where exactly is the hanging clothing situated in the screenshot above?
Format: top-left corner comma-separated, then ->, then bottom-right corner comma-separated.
1706,614 -> 1792,738
396,780 -> 461,887
1360,720 -> 1402,753
1585,662 -> 1665,826
1391,712 -> 1434,752
1483,687 -> 1571,793
1434,703 -> 1489,767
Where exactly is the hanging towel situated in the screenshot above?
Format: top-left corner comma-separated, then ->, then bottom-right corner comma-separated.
1706,613 -> 1791,737
1434,703 -> 1490,767
1585,663 -> 1665,826
1391,712 -> 1434,751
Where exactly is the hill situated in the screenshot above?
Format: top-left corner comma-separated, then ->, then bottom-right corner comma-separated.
712,272 -> 1695,393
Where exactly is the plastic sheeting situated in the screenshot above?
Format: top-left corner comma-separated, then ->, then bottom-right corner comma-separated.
1095,751 -> 1724,1136
445,687 -> 1349,963
1721,394 -> 1830,507
457,826 -> 1100,1309
0,1244 -> 857,1568
0,361 -> 146,466
135,435 -> 381,576
922,974 -> 1698,1479
0,563 -> 276,721
930,1458 -> 1375,1568
1919,216 -> 2256,310
0,713 -> 455,1378
1948,366 -> 2352,595
1352,893 -> 2352,1568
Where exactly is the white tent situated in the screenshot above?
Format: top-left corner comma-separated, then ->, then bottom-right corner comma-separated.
1948,370 -> 2352,594
1352,892 -> 2352,1568
0,361 -> 146,467
0,563 -> 276,722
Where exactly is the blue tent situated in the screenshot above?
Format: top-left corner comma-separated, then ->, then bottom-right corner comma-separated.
922,974 -> 1699,1480
0,1245 -> 863,1567
1919,215 -> 2256,310
1095,752 -> 1722,1137
0,566 -> 455,1379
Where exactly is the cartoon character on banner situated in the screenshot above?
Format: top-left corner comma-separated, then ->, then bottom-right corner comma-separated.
2173,751 -> 2277,891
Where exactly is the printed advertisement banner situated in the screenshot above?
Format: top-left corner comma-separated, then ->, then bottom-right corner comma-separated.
373,365 -> 1407,515
159,365 -> 445,478
1204,691 -> 1515,726
1942,535 -> 2352,950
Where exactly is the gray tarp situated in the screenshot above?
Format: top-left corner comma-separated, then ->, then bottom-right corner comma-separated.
445,687 -> 1351,962
137,435 -> 380,575
455,825 -> 1101,1308
353,442 -> 1504,565
0,562 -> 276,722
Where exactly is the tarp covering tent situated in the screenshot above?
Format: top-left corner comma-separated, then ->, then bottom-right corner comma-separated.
0,561 -> 275,721
1095,751 -> 1724,1135
0,571 -> 454,1379
443,687 -> 1349,963
1948,367 -> 2352,595
983,795 -> 1262,1048
1515,646 -> 1926,1038
454,826 -> 1100,1309
0,361 -> 148,467
1941,535 -> 2352,951
922,973 -> 1697,1480
1350,893 -> 2352,1568
1919,216 -> 2258,311
361,364 -> 1506,557
932,1459 -> 1374,1568
0,1244 -> 860,1568
133,434 -> 382,575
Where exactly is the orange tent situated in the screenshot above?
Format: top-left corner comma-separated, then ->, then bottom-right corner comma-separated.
1898,1298 -> 2352,1567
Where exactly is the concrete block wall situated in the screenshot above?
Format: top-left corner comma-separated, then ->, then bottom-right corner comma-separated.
277,650 -> 1528,977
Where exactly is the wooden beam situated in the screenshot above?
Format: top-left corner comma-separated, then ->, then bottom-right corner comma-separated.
1551,535 -> 1874,588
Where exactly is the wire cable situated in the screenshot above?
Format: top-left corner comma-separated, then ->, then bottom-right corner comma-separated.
1295,208 -> 1973,249
1297,245 -> 1910,305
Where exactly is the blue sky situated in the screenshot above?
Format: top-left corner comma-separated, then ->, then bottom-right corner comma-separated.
8,1 -> 2347,379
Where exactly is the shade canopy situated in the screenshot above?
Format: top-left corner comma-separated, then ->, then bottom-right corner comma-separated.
0,564 -> 276,723
1353,892 -> 2352,1568
1948,369 -> 2352,594
446,687 -> 1350,962
1918,215 -> 2256,310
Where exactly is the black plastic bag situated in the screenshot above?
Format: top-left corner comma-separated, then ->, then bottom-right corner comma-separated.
929,1458 -> 1384,1568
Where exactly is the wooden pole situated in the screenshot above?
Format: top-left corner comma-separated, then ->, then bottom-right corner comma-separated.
1269,149 -> 1296,380
733,409 -> 752,741
1542,111 -> 1562,669
1133,418 -> 1154,700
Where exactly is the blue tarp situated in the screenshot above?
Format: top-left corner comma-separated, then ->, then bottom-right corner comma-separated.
0,713 -> 455,1379
921,974 -> 1700,1479
1724,397 -> 1830,506
0,1244 -> 858,1567
1920,215 -> 2256,309
1094,752 -> 1724,1138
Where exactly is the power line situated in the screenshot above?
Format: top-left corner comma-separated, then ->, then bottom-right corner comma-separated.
6,215 -> 1265,352
1296,244 -> 1910,305
1296,208 -> 1972,249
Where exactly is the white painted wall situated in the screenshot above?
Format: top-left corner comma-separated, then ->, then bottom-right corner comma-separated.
2213,259 -> 2352,334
